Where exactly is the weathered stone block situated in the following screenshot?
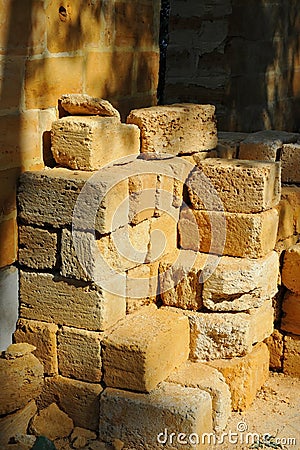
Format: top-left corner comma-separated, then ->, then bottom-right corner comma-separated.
202,251 -> 279,311
148,212 -> 179,262
218,131 -> 248,158
207,343 -> 269,411
99,383 -> 213,450
187,159 -> 281,213
19,271 -> 126,332
0,400 -> 37,446
127,103 -> 217,155
281,143 -> 300,183
167,361 -> 231,432
281,186 -> 300,234
30,403 -> 74,441
283,334 -> 300,377
18,167 -> 129,234
183,300 -> 273,360
0,216 -> 17,267
282,243 -> 300,294
179,207 -> 278,258
264,329 -> 284,371
39,376 -> 103,431
19,225 -> 57,269
159,252 -> 207,310
276,198 -> 295,241
51,116 -> 140,171
14,318 -> 58,376
281,291 -> 300,335
126,263 -> 158,313
102,306 -> 190,392
60,94 -> 120,118
0,346 -> 43,415
57,326 -> 103,382
239,130 -> 299,161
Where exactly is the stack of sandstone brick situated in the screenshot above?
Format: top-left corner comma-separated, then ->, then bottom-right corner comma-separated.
8,97 -> 299,449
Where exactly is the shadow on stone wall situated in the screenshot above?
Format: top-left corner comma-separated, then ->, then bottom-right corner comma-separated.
163,0 -> 300,132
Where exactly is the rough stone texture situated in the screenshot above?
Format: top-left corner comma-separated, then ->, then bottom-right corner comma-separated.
159,253 -> 207,310
39,376 -> 103,431
167,361 -> 231,432
187,159 -> 281,213
183,300 -> 274,360
99,383 -> 213,450
0,349 -> 43,415
264,329 -> 284,371
281,186 -> 300,234
275,235 -> 298,255
239,130 -> 299,161
19,226 -> 58,269
4,342 -> 36,359
60,94 -> 121,119
282,243 -> 300,294
202,251 -> 279,312
71,427 -> 97,449
217,131 -> 248,158
18,167 -> 129,234
51,116 -> 140,170
207,343 -> 270,411
148,212 -> 179,262
97,221 -> 150,273
0,400 -> 37,446
127,103 -> 217,155
57,326 -> 103,382
14,318 -> 58,375
179,207 -> 278,258
128,164 -> 157,225
276,197 -> 295,241
30,403 -> 74,441
281,291 -> 300,335
283,334 -> 300,377
281,143 -> 300,183
102,306 -> 190,392
126,264 -> 157,313
19,271 -> 126,332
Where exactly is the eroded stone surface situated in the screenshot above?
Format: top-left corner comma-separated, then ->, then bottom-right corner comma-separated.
0,401 -> 37,446
282,243 -> 300,294
60,94 -> 121,119
127,103 -> 217,155
283,334 -> 300,377
30,403 -> 74,441
281,291 -> 300,335
19,226 -> 57,269
239,130 -> 299,161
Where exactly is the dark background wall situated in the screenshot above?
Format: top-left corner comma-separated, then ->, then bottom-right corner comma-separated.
162,0 -> 300,132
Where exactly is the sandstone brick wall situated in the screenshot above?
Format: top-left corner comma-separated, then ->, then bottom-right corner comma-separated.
0,0 -> 160,271
0,0 -> 160,350
163,0 -> 300,132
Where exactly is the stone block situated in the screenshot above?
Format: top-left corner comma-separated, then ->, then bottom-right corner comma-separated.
0,347 -> 43,415
0,400 -> 37,446
264,329 -> 284,371
40,376 -> 102,431
99,383 -> 213,450
281,186 -> 300,234
14,318 -> 58,376
60,94 -> 120,118
281,291 -> 300,335
19,271 -> 126,332
207,343 -> 269,411
218,131 -> 248,158
282,243 -> 300,293
30,403 -> 74,441
148,212 -> 179,262
57,326 -> 103,382
275,235 -> 298,255
283,334 -> 300,377
184,300 -> 274,360
137,51 -> 160,93
276,198 -> 295,241
202,251 -> 279,312
128,168 -> 157,224
281,143 -> 300,183
167,361 -> 231,432
18,167 -> 129,234
179,207 -> 278,258
239,130 -> 299,161
51,116 -> 140,170
127,104 -> 217,155
126,263 -> 158,313
102,306 -> 190,392
19,226 -> 57,269
187,159 -> 281,213
159,252 -> 207,310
